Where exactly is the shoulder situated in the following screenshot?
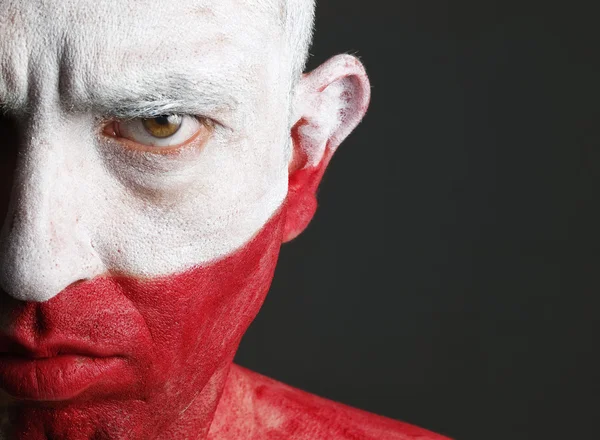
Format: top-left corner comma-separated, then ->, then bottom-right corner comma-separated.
209,364 -> 451,440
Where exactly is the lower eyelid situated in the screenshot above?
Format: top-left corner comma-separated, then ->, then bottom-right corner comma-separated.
116,124 -> 209,155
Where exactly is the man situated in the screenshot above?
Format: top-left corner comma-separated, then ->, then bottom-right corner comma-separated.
0,0 -> 449,438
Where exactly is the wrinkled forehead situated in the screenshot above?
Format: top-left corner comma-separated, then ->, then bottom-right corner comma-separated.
0,0 -> 285,111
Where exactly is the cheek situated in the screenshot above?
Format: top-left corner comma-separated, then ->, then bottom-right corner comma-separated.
92,132 -> 289,279
128,206 -> 285,389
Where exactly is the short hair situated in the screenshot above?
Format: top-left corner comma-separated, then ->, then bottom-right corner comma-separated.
281,0 -> 317,80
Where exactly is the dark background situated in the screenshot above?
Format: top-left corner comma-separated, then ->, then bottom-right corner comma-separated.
235,1 -> 600,439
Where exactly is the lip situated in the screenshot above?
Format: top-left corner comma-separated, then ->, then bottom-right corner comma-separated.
0,337 -> 127,402
0,354 -> 125,401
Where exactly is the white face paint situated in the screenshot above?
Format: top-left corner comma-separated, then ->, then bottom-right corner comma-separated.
0,0 -> 293,302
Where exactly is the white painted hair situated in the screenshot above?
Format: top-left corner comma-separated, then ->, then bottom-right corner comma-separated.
281,0 -> 317,79
274,0 -> 317,154
250,0 -> 316,79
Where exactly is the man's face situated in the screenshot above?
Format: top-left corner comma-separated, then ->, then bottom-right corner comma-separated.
0,0 -> 292,437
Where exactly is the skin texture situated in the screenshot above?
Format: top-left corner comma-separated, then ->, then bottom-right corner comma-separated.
0,0 -> 450,439
0,210 -> 284,439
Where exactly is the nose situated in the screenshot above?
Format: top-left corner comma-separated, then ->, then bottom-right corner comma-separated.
0,117 -> 106,303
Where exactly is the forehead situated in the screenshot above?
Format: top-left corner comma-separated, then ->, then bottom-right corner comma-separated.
0,0 -> 284,110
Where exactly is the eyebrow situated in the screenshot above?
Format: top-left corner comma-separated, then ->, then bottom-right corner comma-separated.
62,73 -> 240,119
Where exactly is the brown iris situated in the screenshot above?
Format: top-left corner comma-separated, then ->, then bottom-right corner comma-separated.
142,115 -> 183,138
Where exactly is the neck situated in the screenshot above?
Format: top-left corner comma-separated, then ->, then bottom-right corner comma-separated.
157,362 -> 234,440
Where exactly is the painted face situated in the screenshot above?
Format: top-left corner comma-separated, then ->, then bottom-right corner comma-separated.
0,0 -> 291,437
0,0 -> 292,298
0,0 -> 371,437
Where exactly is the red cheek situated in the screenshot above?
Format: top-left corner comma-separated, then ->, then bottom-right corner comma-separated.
0,207 -> 285,439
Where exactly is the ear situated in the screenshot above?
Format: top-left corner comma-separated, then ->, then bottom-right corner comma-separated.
283,54 -> 371,242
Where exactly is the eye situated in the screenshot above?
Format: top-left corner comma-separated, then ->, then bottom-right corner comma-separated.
103,114 -> 212,152
142,114 -> 183,138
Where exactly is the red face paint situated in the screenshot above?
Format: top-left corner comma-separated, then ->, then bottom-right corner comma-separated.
0,198 -> 450,439
211,365 -> 451,440
0,208 -> 285,439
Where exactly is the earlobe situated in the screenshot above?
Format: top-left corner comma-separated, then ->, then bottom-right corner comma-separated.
283,54 -> 371,242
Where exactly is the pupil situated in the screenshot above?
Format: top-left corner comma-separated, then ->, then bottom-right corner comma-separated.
155,115 -> 171,126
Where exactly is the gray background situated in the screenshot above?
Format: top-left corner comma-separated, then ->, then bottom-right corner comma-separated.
235,1 -> 600,439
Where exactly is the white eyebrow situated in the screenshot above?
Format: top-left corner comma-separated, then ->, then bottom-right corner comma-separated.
62,72 -> 240,119
0,72 -> 239,119
0,75 -> 239,120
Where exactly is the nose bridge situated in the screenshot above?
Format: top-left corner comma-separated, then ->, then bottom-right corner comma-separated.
11,127 -> 63,232
0,120 -> 106,303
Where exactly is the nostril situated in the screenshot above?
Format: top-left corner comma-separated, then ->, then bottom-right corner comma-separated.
0,287 -> 11,301
0,287 -> 26,309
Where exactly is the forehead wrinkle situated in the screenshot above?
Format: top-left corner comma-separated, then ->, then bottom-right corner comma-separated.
54,4 -> 275,112
0,0 -> 287,118
57,32 -> 242,117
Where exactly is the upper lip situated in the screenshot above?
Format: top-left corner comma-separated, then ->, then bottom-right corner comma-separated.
0,333 -> 116,360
